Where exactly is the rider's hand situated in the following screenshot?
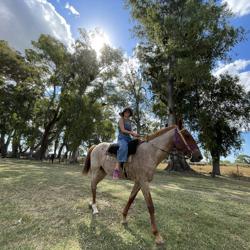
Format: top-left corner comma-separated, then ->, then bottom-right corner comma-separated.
131,131 -> 139,137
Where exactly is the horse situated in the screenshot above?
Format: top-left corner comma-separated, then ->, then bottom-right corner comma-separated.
82,125 -> 202,245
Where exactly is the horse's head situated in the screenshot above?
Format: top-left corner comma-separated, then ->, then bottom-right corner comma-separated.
173,128 -> 203,162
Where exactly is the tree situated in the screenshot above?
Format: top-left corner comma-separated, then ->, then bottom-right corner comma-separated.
24,31 -> 123,161
106,55 -> 156,135
0,32 -> 131,161
187,74 -> 250,176
25,34 -> 71,160
59,29 -> 122,163
126,0 -> 245,171
60,93 -> 115,163
0,40 -> 40,157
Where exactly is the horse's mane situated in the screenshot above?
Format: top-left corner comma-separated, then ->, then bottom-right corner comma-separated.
144,125 -> 177,141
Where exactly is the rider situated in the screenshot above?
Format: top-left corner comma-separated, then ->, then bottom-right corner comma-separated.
113,107 -> 139,179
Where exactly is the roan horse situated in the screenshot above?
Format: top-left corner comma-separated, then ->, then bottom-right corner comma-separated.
82,125 -> 202,245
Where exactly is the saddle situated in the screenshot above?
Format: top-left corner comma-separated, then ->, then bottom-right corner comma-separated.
107,139 -> 142,158
107,139 -> 144,179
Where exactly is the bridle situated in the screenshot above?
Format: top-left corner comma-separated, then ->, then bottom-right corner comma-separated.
143,127 -> 193,159
174,128 -> 193,159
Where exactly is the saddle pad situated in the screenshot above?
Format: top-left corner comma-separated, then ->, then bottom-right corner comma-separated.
106,139 -> 142,157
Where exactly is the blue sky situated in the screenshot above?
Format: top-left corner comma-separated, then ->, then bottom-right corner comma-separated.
0,0 -> 249,161
50,0 -> 137,54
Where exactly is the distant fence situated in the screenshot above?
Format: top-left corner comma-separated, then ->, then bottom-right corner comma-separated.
189,162 -> 250,168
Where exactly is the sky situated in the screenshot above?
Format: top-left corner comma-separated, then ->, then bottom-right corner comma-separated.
0,0 -> 249,161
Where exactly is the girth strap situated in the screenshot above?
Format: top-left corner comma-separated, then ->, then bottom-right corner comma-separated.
120,162 -> 128,178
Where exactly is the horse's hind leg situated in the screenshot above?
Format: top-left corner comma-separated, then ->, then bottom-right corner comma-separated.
122,181 -> 140,225
90,167 -> 106,215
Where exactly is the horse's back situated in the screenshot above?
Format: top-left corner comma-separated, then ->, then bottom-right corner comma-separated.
92,142 -> 110,153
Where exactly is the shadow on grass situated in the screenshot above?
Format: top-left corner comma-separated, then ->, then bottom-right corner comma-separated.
1,159 -> 250,250
77,215 -> 166,250
154,170 -> 250,192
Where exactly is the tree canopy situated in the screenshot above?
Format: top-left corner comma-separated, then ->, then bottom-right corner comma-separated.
0,2 -> 249,172
126,0 -> 249,174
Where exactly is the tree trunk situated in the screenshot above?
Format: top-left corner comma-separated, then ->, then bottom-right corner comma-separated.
165,59 -> 186,172
11,141 -> 19,158
33,107 -> 61,160
211,150 -> 221,177
166,115 -> 191,172
64,151 -> 68,162
136,120 -> 141,135
69,146 -> 79,164
135,98 -> 141,134
0,132 -> 12,158
28,145 -> 34,159
165,149 -> 191,171
167,77 -> 176,126
0,133 -> 6,158
165,58 -> 190,172
53,138 -> 59,157
61,144 -> 70,163
57,142 -> 65,162
11,132 -> 20,158
34,127 -> 50,160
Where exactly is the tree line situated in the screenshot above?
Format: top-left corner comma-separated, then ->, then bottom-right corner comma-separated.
0,28 -> 154,163
0,0 -> 250,175
126,0 -> 250,176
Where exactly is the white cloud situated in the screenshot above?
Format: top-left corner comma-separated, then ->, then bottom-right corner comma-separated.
222,0 -> 250,17
0,0 -> 74,52
237,71 -> 250,91
65,2 -> 80,16
213,59 -> 250,91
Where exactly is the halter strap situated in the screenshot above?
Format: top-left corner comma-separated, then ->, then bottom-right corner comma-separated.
174,128 -> 192,158
175,128 -> 192,151
143,126 -> 193,158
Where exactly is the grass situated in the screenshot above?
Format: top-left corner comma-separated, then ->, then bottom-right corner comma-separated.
0,159 -> 250,250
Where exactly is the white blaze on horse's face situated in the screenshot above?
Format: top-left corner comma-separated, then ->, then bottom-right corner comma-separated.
176,129 -> 203,162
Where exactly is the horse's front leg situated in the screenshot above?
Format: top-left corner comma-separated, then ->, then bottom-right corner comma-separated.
122,181 -> 140,225
140,181 -> 164,245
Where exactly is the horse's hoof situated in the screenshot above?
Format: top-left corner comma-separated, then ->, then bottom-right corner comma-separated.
121,220 -> 128,226
92,210 -> 99,215
155,235 -> 164,245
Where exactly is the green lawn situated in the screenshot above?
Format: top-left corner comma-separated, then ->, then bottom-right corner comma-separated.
0,159 -> 249,250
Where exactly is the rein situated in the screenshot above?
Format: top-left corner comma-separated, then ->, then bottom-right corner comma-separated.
147,141 -> 170,153
140,127 -> 193,159
137,133 -> 170,153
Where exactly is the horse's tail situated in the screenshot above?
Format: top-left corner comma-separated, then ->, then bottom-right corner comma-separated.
82,145 -> 96,175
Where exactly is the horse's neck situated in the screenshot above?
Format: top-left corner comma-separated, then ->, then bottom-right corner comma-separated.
148,129 -> 175,166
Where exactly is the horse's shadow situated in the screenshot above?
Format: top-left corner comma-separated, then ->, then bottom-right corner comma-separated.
77,213 -> 167,250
